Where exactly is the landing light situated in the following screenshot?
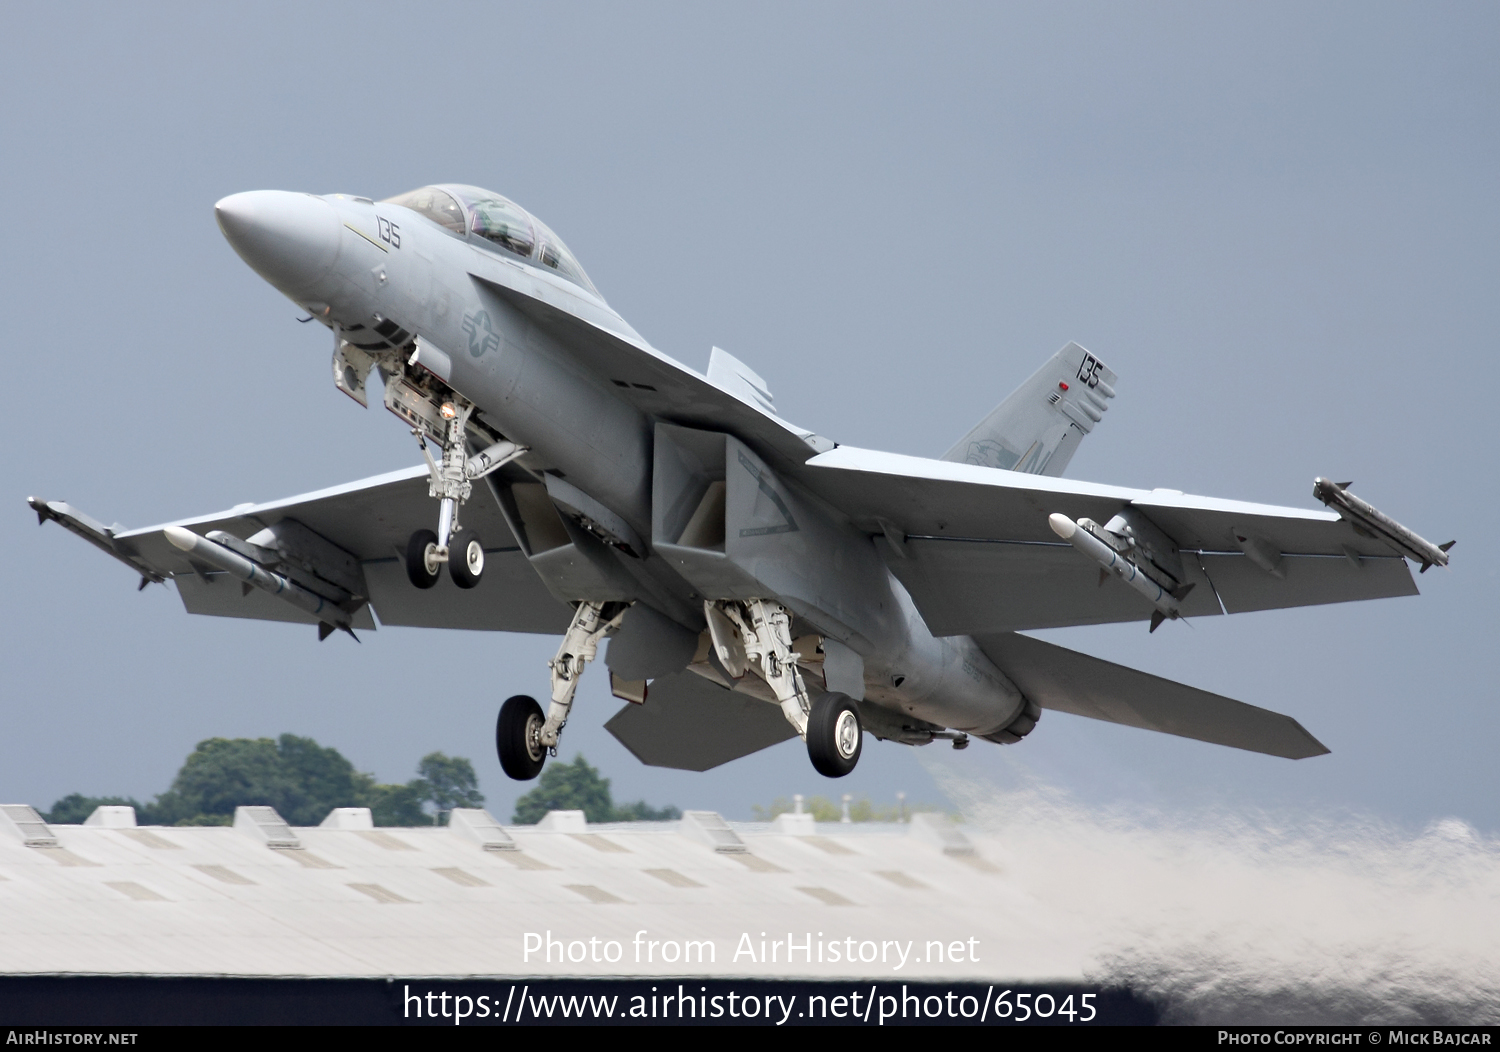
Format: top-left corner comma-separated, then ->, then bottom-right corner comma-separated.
440,402 -> 458,420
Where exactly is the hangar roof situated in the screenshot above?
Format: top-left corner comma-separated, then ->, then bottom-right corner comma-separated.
0,804 -> 1085,980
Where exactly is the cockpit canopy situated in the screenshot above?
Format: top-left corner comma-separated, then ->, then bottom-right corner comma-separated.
383,184 -> 599,298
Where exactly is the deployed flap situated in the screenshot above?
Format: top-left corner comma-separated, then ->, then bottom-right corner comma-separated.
975,632 -> 1329,759
1199,553 -> 1417,614
363,552 -> 571,632
176,572 -> 378,629
604,671 -> 796,771
942,342 -> 1116,477
893,540 -> 1224,635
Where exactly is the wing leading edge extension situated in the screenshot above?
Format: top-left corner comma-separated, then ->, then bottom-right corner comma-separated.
798,446 -> 1422,636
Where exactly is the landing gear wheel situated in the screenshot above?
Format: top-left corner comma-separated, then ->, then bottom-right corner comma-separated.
405,529 -> 441,590
497,694 -> 547,780
449,529 -> 484,589
807,692 -> 862,778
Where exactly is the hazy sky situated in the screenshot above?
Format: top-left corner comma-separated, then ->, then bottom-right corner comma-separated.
2,3 -> 1496,836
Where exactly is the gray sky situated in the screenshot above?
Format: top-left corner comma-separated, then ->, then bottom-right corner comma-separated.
2,2 -> 1496,835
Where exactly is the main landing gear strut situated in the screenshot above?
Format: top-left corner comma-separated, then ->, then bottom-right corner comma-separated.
706,597 -> 862,778
496,600 -> 625,780
497,597 -> 861,781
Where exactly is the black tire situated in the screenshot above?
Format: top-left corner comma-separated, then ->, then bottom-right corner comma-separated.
807,692 -> 862,778
449,529 -> 484,589
405,529 -> 441,589
497,694 -> 547,781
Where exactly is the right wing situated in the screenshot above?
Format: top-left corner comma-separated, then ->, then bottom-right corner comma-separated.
976,632 -> 1329,759
32,465 -> 572,634
799,445 -> 1421,635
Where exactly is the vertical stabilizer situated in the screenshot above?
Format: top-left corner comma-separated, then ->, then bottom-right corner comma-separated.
942,342 -> 1116,477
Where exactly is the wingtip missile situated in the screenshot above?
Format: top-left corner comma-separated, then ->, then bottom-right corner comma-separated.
1312,478 -> 1453,570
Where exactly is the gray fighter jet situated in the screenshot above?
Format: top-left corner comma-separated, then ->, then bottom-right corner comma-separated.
28,185 -> 1456,779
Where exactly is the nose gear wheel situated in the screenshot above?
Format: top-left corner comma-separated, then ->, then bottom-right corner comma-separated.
450,528 -> 484,589
405,529 -> 441,589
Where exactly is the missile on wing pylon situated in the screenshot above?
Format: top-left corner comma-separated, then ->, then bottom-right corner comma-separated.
1048,513 -> 1194,633
1312,478 -> 1454,573
162,525 -> 357,639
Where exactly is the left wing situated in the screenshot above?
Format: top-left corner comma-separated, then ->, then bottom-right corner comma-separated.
32,466 -> 572,635
798,446 -> 1422,635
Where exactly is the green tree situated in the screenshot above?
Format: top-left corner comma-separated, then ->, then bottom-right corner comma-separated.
278,735 -> 371,825
512,754 -> 678,824
611,799 -> 683,822
152,737 -> 286,826
44,735 -> 485,828
43,794 -> 148,825
363,781 -> 428,826
409,752 -> 485,823
151,734 -> 370,827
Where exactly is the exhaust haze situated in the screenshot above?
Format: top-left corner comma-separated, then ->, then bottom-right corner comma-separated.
927,753 -> 1500,1024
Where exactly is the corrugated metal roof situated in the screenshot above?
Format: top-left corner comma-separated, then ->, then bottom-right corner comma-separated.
0,805 -> 1087,980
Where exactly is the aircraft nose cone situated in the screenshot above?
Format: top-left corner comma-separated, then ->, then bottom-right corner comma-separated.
215,190 -> 341,297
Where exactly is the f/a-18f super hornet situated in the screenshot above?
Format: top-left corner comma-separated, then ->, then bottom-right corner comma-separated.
29,185 -> 1456,780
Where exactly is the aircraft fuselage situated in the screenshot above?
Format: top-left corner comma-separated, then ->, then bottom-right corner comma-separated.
214,188 -> 1032,744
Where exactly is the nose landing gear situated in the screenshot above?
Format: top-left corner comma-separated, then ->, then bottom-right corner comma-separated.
402,392 -> 524,591
404,529 -> 441,589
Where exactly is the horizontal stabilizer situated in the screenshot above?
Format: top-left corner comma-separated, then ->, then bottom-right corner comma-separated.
976,632 -> 1329,759
605,671 -> 796,771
